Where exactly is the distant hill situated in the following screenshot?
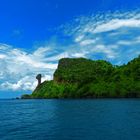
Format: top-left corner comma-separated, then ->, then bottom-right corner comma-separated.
21,56 -> 140,99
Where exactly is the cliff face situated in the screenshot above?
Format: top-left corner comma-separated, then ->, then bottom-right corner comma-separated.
22,57 -> 140,99
54,58 -> 114,83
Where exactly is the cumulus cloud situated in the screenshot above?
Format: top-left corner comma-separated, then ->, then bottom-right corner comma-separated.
0,44 -> 58,91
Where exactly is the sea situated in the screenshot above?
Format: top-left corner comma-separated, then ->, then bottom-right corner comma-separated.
0,99 -> 140,140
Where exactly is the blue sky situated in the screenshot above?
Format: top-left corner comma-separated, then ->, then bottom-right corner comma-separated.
1,0 -> 140,98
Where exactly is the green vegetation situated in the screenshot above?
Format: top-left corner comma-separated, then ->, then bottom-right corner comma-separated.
22,56 -> 140,99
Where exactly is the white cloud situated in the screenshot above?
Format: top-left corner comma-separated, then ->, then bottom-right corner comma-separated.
75,35 -> 85,42
43,52 -> 69,61
91,45 -> 117,59
67,11 -> 140,35
93,19 -> 140,33
117,36 -> 140,46
0,74 -> 52,91
63,10 -> 140,62
0,54 -> 6,59
33,47 -> 51,57
71,52 -> 86,58
79,39 -> 97,46
0,44 -> 58,91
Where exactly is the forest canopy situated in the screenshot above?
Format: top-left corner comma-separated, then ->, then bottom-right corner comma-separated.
22,56 -> 140,99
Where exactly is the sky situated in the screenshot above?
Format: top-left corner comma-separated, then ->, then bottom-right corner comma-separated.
1,0 -> 140,98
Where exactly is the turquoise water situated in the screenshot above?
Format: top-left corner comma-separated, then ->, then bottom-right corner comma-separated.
0,99 -> 140,140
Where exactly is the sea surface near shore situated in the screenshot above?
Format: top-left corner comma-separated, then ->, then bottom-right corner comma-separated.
0,99 -> 140,140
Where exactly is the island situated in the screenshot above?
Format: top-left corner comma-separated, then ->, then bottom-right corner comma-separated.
21,56 -> 140,99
